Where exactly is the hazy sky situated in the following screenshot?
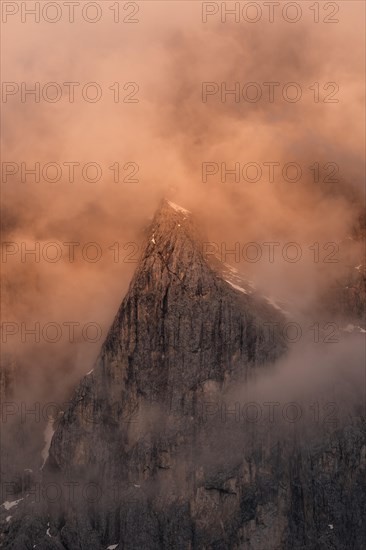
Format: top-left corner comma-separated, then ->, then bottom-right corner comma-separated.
1,0 -> 365,397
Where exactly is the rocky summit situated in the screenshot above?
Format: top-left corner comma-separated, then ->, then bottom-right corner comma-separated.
1,200 -> 365,550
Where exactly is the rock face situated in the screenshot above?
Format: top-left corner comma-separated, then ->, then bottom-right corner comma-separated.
2,201 -> 365,550
47,200 -> 286,474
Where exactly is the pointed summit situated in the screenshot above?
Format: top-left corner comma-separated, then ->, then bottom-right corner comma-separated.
146,198 -> 196,247
131,198 -> 207,299
144,198 -> 196,252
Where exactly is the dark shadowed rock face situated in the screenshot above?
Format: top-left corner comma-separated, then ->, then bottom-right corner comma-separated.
2,201 -> 365,550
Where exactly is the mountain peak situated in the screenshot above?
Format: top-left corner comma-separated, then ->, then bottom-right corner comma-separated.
150,198 -> 193,236
78,201 -> 287,417
46,199 -> 287,473
40,198 -> 289,548
139,198 -> 201,278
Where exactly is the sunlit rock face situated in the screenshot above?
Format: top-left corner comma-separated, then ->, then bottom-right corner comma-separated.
2,202 -> 365,550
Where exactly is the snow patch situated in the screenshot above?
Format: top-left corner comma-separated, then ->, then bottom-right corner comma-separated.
107,545 -> 118,549
355,264 -> 362,271
328,524 -> 334,530
41,419 -> 55,469
151,236 -> 156,244
6,516 -> 12,522
167,201 -> 191,215
86,369 -> 94,375
265,296 -> 283,311
225,279 -> 248,295
343,324 -> 366,334
1,498 -> 23,510
223,262 -> 239,274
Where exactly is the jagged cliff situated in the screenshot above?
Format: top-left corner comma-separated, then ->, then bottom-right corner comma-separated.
1,201 -> 365,550
47,200 -> 286,474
